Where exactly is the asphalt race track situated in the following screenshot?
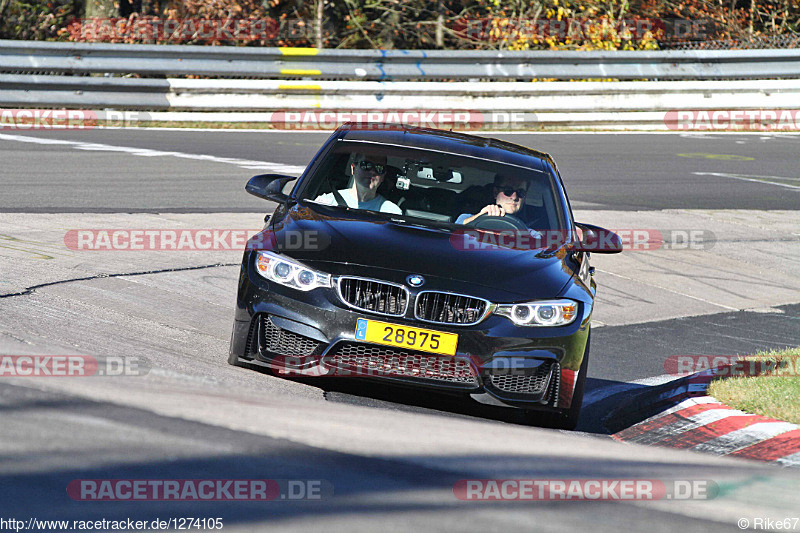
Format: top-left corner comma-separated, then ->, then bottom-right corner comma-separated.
2,130 -> 800,212
1,129 -> 799,531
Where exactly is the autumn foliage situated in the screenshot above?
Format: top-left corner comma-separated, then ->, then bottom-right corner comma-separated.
0,0 -> 797,49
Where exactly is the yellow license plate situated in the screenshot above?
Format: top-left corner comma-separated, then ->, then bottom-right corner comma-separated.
354,318 -> 458,356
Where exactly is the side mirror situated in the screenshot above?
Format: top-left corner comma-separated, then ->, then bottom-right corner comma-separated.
573,223 -> 623,253
245,174 -> 297,203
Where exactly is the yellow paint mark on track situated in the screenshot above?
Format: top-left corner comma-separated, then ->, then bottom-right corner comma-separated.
677,153 -> 755,161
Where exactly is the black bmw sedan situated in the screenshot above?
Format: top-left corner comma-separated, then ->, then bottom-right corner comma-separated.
229,123 -> 621,429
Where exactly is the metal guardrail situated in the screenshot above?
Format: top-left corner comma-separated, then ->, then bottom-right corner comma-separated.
3,39 -> 800,80
2,40 -> 799,129
2,75 -> 799,112
0,73 -> 171,108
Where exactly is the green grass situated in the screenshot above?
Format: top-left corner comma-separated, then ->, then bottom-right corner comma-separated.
707,348 -> 800,425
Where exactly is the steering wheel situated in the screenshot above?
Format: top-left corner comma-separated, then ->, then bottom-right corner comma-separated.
466,213 -> 528,232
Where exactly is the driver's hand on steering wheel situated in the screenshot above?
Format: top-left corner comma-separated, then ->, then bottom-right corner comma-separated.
464,204 -> 505,224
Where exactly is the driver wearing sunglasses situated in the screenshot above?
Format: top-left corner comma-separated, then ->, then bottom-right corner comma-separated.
314,153 -> 402,214
457,175 -> 529,225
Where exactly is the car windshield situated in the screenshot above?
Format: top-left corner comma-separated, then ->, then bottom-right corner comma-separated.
298,140 -> 565,231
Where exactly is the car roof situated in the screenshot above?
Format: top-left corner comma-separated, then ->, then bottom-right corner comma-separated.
335,123 -> 551,173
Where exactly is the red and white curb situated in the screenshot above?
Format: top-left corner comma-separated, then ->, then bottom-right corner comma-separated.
613,396 -> 800,467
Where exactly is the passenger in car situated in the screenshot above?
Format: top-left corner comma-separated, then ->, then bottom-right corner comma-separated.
314,153 -> 402,214
376,165 -> 411,207
456,175 -> 529,224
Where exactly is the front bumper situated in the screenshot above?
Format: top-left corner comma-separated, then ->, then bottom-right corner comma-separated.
230,257 -> 591,411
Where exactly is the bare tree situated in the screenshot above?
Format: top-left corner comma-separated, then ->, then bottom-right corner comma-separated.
315,0 -> 324,47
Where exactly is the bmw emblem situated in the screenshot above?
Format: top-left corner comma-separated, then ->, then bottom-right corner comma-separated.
407,274 -> 425,287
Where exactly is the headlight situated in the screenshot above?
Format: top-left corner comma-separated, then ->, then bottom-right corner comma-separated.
494,299 -> 578,327
254,251 -> 331,291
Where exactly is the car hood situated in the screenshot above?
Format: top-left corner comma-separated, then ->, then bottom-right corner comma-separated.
259,205 -> 575,299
